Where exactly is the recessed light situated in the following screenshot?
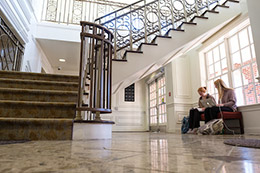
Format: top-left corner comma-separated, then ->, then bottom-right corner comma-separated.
59,58 -> 66,62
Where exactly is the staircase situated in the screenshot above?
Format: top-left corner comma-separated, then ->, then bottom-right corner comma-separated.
96,0 -> 242,93
0,70 -> 78,140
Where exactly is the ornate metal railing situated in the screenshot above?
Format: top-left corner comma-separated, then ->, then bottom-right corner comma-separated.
0,16 -> 24,71
41,0 -> 131,24
76,21 -> 113,121
95,0 -> 228,59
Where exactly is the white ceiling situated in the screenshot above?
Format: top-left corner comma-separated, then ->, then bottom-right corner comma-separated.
37,39 -> 80,74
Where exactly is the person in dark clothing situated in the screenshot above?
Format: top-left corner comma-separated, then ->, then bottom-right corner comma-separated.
204,79 -> 237,123
187,87 -> 216,134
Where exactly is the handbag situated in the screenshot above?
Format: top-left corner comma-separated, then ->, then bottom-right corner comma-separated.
181,116 -> 189,134
198,119 -> 224,135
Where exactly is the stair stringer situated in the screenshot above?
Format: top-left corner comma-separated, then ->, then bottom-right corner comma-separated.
112,1 -> 241,93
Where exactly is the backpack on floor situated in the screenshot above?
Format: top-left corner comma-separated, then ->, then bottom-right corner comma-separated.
198,119 -> 224,135
181,116 -> 189,134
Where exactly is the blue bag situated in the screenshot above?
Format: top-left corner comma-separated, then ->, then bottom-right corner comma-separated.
181,116 -> 189,134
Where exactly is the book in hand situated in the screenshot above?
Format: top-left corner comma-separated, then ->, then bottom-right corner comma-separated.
197,108 -> 203,112
193,107 -> 203,112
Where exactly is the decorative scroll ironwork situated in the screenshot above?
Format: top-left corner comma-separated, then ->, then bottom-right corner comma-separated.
76,21 -> 113,120
42,0 -> 130,24
72,0 -> 83,24
95,0 -> 229,59
45,0 -> 58,21
0,17 -> 24,71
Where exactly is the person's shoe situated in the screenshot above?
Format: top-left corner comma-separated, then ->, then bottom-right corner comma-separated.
187,129 -> 193,134
192,128 -> 198,134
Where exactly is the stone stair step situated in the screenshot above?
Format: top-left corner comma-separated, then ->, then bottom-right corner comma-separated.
0,117 -> 73,140
0,78 -> 78,91
0,100 -> 76,119
0,88 -> 78,102
0,70 -> 79,83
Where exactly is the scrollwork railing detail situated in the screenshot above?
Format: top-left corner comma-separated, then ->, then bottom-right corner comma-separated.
95,0 -> 228,59
42,0 -> 131,24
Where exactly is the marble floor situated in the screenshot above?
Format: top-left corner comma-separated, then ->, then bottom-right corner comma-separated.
0,132 -> 260,173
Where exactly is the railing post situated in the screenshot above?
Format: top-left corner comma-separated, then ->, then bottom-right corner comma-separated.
58,0 -> 62,24
157,0 -> 161,35
183,1 -> 187,22
195,0 -> 199,16
129,6 -> 133,50
170,0 -> 175,29
76,25 -> 85,121
12,41 -> 19,71
114,13 -> 117,59
144,0 -> 148,43
207,0 -> 210,10
67,0 -> 72,24
41,0 -> 46,22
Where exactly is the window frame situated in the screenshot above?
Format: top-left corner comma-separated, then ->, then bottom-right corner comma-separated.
148,75 -> 167,126
203,23 -> 259,106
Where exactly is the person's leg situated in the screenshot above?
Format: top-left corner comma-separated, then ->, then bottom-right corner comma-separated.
220,107 -> 233,112
193,109 -> 201,128
210,106 -> 220,120
217,106 -> 233,119
188,109 -> 195,129
204,107 -> 211,123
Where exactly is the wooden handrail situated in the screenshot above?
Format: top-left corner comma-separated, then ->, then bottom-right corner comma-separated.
76,21 -> 114,120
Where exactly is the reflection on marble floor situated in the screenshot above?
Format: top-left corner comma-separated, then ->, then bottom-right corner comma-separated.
0,132 -> 260,173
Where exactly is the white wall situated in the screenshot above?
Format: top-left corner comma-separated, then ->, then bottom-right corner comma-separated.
102,79 -> 148,131
247,0 -> 260,80
0,0 -> 53,73
22,19 -> 51,73
164,55 -> 195,133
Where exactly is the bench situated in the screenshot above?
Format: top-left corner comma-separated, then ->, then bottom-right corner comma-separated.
200,111 -> 244,134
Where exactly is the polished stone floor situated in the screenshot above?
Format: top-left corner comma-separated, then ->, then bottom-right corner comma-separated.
0,132 -> 260,173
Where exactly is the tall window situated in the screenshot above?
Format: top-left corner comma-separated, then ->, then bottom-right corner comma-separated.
149,81 -> 157,124
206,42 -> 229,102
149,76 -> 167,125
158,77 -> 167,124
204,22 -> 260,106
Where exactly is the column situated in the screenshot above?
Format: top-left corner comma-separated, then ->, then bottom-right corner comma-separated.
247,0 -> 260,81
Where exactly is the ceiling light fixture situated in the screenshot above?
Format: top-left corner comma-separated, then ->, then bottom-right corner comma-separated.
59,58 -> 66,62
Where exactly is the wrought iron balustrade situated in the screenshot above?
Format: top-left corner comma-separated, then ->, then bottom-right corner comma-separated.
0,17 -> 24,71
76,21 -> 113,121
42,0 -> 131,24
95,0 -> 229,59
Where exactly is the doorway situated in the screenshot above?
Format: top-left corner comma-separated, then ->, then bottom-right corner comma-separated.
148,75 -> 167,132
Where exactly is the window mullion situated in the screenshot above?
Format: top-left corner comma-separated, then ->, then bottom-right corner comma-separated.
250,63 -> 258,103
204,52 -> 209,84
224,38 -> 233,88
237,33 -> 247,105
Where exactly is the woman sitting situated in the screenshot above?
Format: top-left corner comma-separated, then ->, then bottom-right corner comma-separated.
204,79 -> 237,123
187,87 -> 216,134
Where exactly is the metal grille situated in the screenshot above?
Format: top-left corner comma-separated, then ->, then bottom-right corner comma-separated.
95,0 -> 229,59
0,17 -> 24,71
42,0 -> 130,24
